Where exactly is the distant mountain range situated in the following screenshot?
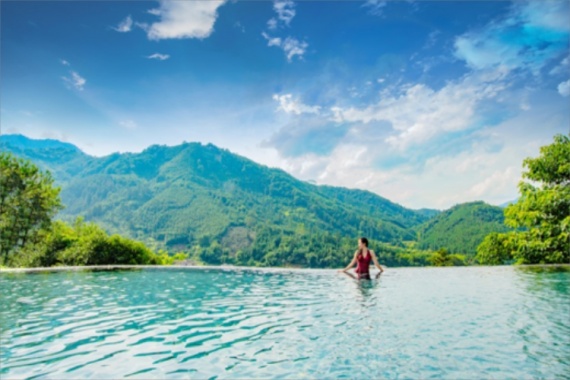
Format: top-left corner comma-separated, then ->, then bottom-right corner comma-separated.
415,201 -> 511,255
499,199 -> 519,208
1,134 -> 509,258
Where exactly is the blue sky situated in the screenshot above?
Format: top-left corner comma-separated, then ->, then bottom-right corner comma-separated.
2,1 -> 569,209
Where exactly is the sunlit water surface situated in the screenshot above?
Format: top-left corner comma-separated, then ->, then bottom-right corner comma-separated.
1,266 -> 569,379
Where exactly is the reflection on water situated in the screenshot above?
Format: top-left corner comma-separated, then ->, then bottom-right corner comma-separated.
342,270 -> 382,302
1,266 -> 569,379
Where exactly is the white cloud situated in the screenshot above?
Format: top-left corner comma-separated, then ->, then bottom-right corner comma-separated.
281,37 -> 308,62
454,1 -> 569,74
60,59 -> 70,66
147,8 -> 161,16
267,18 -> 278,30
62,71 -> 86,91
558,80 -> 570,97
468,166 -> 519,198
271,103 -> 564,209
147,53 -> 170,61
113,15 -> 133,33
262,2 -> 305,62
146,1 -> 225,40
134,21 -> 149,31
120,120 -> 137,130
262,32 -> 281,47
273,94 -> 320,115
273,1 -> 296,27
331,69 -> 509,149
262,33 -> 308,62
515,1 -> 569,32
363,0 -> 418,17
362,1 -> 388,16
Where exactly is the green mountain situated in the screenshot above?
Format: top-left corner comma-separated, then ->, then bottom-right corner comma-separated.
414,201 -> 511,255
1,135 -> 91,185
1,135 -> 429,246
1,134 -> 509,266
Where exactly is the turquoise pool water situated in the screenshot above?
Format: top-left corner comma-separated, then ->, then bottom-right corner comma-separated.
1,266 -> 569,379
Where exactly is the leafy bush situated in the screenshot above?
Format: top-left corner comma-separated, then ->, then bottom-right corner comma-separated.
7,218 -> 184,268
477,134 -> 570,265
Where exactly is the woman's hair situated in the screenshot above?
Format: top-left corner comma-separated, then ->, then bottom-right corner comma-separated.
357,237 -> 369,258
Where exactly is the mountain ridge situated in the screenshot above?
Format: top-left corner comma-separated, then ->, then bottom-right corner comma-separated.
1,134 -> 507,262
1,134 -> 430,249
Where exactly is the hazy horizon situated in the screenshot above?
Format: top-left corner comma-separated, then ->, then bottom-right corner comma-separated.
2,1 -> 568,209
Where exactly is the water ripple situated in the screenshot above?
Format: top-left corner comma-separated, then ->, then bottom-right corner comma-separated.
1,266 -> 569,379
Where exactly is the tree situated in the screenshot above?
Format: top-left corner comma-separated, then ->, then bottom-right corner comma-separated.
477,134 -> 570,265
426,247 -> 467,266
0,153 -> 63,264
476,232 -> 516,265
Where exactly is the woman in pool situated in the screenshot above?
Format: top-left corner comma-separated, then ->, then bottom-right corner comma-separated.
337,237 -> 384,279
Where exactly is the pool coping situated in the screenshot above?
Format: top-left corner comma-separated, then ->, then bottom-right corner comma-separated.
1,263 -> 568,274
0,264 -> 338,274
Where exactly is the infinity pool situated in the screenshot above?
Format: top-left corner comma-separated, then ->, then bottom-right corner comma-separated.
1,266 -> 569,379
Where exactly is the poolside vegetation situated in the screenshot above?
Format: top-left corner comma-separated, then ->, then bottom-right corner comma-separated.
476,134 -> 569,265
1,134 -> 567,269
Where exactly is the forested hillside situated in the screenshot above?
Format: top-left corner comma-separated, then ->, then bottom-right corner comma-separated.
2,134 -> 511,266
415,202 -> 511,255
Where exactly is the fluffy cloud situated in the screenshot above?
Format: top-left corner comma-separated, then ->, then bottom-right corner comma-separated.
62,71 -> 86,91
269,101 -> 565,209
516,1 -> 569,32
263,1 -> 306,61
468,166 -> 519,197
267,18 -> 278,30
257,2 -> 568,209
454,1 -> 569,74
273,1 -> 296,26
273,94 -> 320,114
558,80 -> 570,97
262,115 -> 348,158
60,59 -> 70,66
262,33 -> 308,62
146,1 -> 226,40
280,37 -> 308,61
147,53 -> 170,61
331,69 -> 509,149
113,15 -> 133,32
262,32 -> 281,47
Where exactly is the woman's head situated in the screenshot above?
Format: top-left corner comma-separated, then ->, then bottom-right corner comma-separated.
358,237 -> 369,249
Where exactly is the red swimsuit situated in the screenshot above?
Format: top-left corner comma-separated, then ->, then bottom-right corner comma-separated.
355,250 -> 372,275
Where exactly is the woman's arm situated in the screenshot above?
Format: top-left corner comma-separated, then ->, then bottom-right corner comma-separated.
371,251 -> 384,272
342,271 -> 357,279
337,251 -> 358,272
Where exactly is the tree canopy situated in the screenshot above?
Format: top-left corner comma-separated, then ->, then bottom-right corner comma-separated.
1,152 -> 185,268
477,134 -> 570,265
1,153 -> 63,264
